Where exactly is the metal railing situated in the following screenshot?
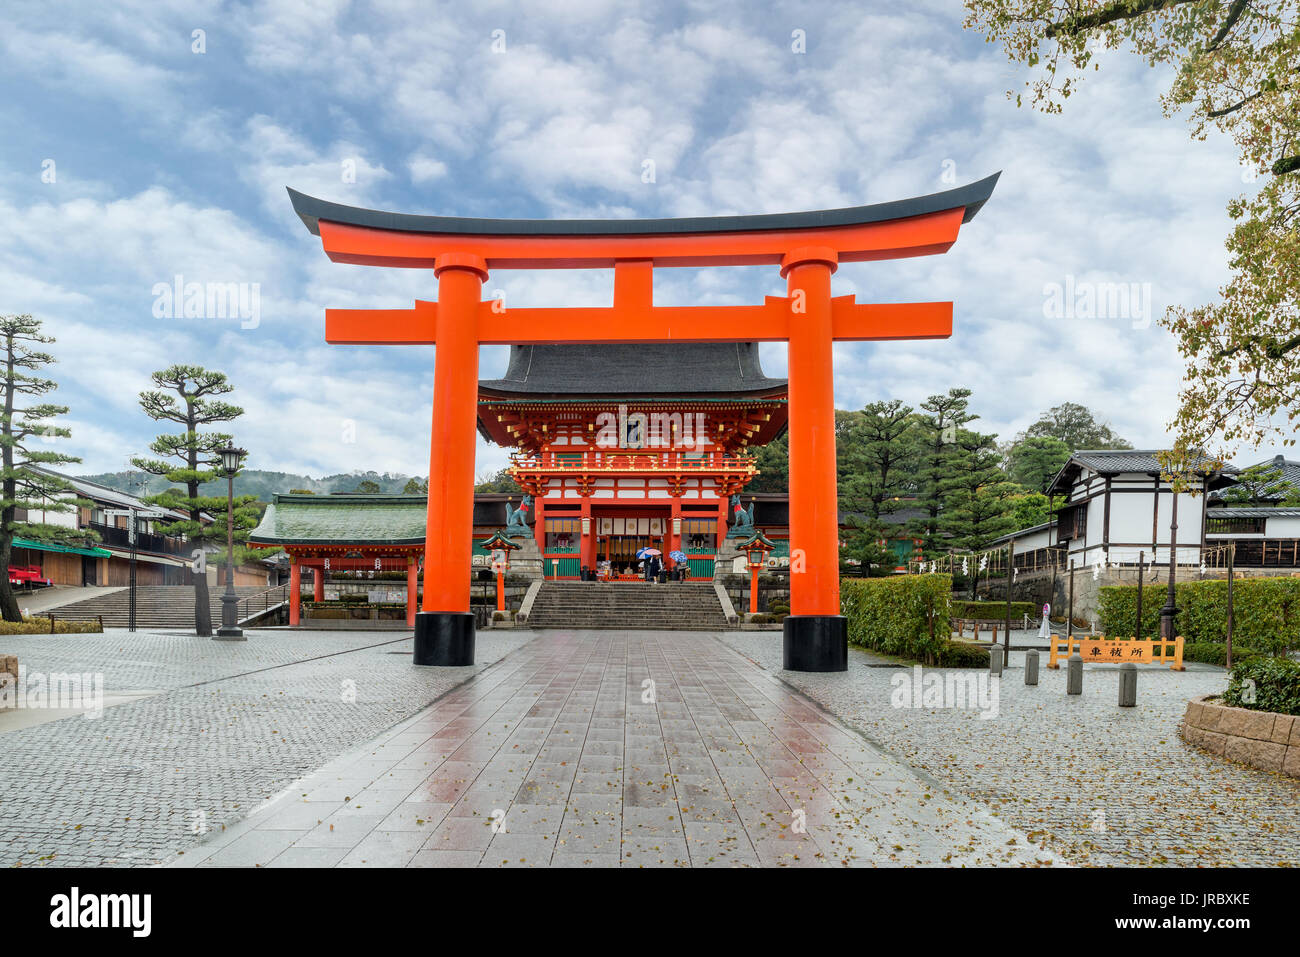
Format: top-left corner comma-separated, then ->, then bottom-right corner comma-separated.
236,583 -> 289,624
85,521 -> 191,556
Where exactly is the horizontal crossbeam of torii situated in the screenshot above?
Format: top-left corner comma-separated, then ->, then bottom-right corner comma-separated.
288,172 -> 999,671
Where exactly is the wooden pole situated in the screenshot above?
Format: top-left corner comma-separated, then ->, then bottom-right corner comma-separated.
1226,543 -> 1235,669
1003,540 -> 1013,663
1067,559 -> 1075,640
1135,550 -> 1145,640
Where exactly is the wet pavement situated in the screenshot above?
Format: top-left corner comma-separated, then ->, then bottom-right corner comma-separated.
176,630 -> 1058,867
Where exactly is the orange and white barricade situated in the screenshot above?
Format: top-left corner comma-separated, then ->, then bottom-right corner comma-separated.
1048,634 -> 1184,671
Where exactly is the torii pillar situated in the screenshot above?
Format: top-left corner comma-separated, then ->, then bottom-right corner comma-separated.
287,173 -> 999,671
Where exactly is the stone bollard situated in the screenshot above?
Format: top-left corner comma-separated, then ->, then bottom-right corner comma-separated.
1066,653 -> 1083,695
989,643 -> 1003,677
1118,662 -> 1137,707
1024,649 -> 1039,686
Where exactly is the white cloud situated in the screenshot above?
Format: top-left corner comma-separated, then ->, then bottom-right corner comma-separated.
0,0 -> 1267,484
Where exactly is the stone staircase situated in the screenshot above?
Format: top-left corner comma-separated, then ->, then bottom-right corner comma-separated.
47,585 -> 269,629
524,581 -> 731,631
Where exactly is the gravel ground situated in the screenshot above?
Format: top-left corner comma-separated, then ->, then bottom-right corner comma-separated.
0,628 -> 533,867
717,633 -> 1300,867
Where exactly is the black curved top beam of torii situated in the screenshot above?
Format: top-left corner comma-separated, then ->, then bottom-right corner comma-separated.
287,171 -> 1000,238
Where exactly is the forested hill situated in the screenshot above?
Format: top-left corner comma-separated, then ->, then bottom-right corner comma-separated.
79,470 -> 419,502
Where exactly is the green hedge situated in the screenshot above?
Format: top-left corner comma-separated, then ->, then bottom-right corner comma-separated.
0,617 -> 103,635
1181,642 -> 1268,667
1222,657 -> 1300,715
935,641 -> 990,668
951,600 -> 1036,620
842,575 -> 951,664
1097,577 -> 1300,655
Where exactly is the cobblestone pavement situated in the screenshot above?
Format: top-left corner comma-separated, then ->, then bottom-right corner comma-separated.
0,628 -> 532,867
176,630 -> 1060,868
718,633 -> 1300,867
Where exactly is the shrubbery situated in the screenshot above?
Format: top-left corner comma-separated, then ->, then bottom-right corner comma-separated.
1222,657 -> 1300,715
0,618 -> 102,635
1098,577 -> 1300,655
934,641 -> 990,668
841,575 -> 951,664
1181,642 -> 1267,667
950,600 -> 1036,621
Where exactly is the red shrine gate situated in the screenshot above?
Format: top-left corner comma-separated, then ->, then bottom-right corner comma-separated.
288,173 -> 998,671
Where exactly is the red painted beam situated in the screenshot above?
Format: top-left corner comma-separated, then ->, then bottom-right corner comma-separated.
315,207 -> 966,271
325,300 -> 436,345
324,297 -> 954,345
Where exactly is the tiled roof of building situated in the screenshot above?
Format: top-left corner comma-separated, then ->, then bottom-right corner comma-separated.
250,494 -> 428,546
1047,449 -> 1234,496
1209,455 -> 1300,501
250,493 -> 524,546
43,467 -> 193,522
1068,449 -> 1226,474
479,343 -> 786,398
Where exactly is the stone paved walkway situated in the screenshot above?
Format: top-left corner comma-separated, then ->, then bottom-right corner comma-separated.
0,628 -> 531,866
718,633 -> 1300,867
176,631 -> 1058,867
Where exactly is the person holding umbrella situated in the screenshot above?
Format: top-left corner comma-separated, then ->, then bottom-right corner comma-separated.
636,546 -> 662,584
669,549 -> 688,582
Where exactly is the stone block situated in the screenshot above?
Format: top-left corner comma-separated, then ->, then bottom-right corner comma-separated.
1199,730 -> 1227,756
1225,736 -> 1285,772
1284,746 -> 1300,778
1271,715 -> 1295,746
1218,706 -> 1274,741
1198,700 -> 1223,732
1184,700 -> 1204,727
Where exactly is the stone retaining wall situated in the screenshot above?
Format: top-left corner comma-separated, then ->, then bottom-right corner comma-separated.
1180,694 -> 1300,778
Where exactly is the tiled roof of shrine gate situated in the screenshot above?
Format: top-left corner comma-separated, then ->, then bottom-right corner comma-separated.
479,342 -> 787,399
249,495 -> 427,547
249,494 -> 516,547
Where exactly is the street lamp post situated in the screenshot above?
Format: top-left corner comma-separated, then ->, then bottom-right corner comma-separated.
214,445 -> 247,641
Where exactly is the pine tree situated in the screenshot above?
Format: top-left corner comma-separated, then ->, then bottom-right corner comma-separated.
0,315 -> 91,621
914,388 -> 977,554
838,400 -> 921,576
939,427 -> 1019,592
130,365 -> 256,636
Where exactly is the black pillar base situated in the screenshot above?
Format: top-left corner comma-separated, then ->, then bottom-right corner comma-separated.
414,612 -> 476,666
783,615 -> 848,672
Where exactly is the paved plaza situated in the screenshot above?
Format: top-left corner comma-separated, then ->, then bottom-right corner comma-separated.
1,627 -> 1294,868
718,633 -> 1300,867
0,628 -> 531,866
176,629 -> 1053,867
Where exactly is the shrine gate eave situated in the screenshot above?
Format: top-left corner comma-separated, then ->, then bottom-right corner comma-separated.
286,172 -> 1000,270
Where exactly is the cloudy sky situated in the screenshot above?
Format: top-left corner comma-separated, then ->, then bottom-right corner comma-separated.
1,0 -> 1270,480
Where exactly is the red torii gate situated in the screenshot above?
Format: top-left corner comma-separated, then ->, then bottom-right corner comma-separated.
288,173 -> 999,671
